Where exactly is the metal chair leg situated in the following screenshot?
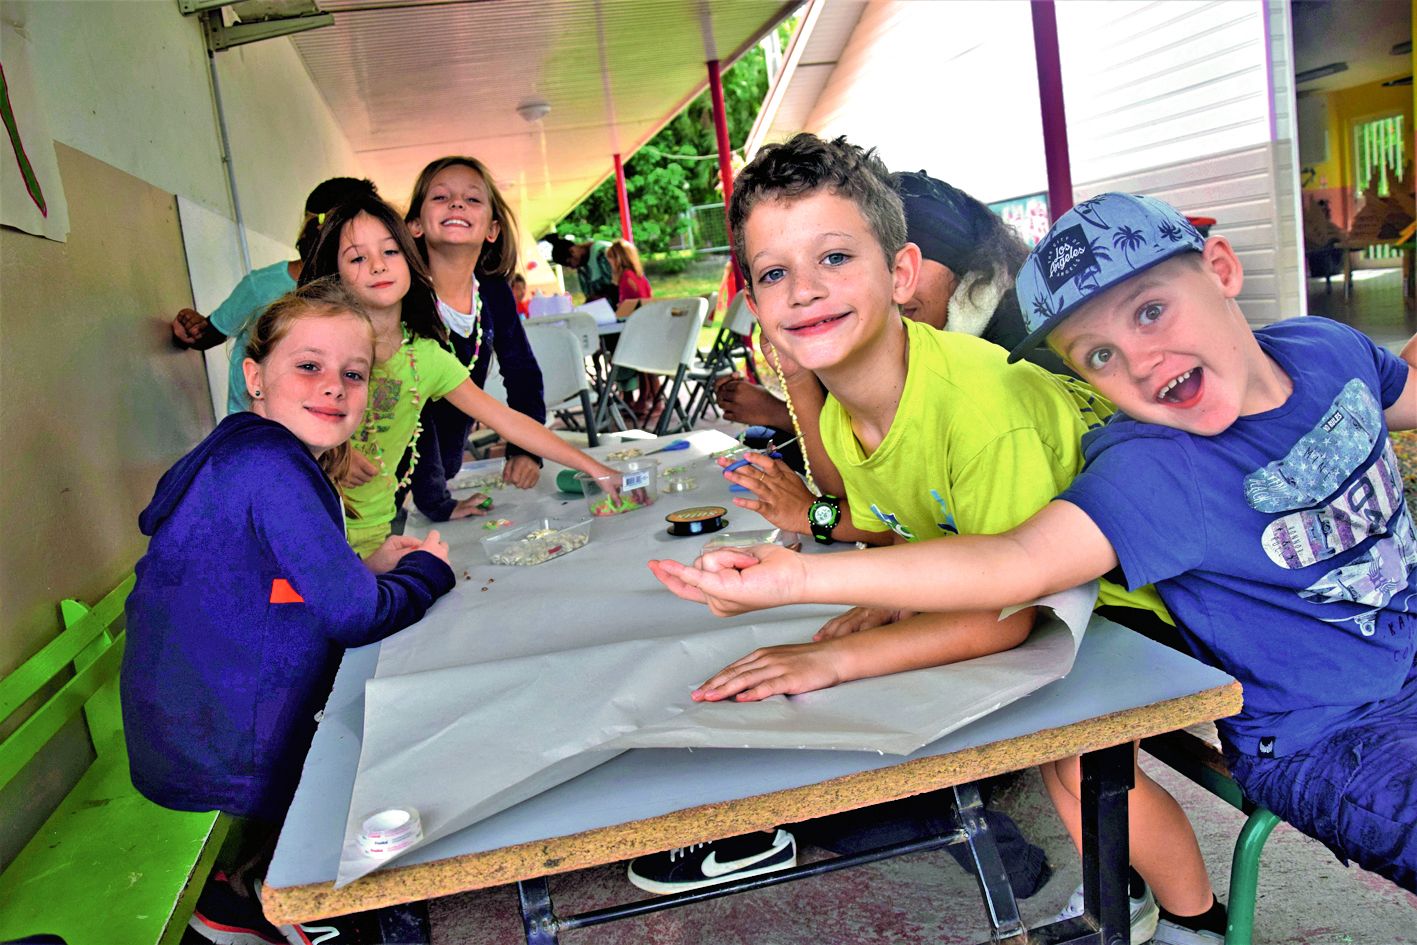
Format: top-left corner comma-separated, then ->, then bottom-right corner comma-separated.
1225,807 -> 1280,945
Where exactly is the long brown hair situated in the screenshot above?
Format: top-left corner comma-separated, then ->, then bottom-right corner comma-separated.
246,277 -> 373,493
405,156 -> 521,280
607,239 -> 645,279
300,193 -> 447,344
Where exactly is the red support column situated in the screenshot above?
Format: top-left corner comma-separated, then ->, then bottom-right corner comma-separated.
707,59 -> 745,296
1030,0 -> 1074,222
613,152 -> 633,242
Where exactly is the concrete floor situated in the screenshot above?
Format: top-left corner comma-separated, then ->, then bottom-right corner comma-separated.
428,758 -> 1416,944
1307,267 -> 1415,353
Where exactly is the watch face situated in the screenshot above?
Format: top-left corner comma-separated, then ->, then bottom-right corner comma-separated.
811,504 -> 835,526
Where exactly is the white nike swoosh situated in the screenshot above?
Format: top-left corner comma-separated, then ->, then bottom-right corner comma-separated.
699,833 -> 791,878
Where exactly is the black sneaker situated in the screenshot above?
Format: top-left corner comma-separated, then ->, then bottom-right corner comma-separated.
188,876 -> 285,945
627,829 -> 796,894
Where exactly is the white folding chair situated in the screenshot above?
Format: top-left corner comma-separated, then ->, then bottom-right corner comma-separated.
685,291 -> 757,424
522,322 -> 599,446
476,325 -> 599,448
593,297 -> 708,435
525,311 -> 605,386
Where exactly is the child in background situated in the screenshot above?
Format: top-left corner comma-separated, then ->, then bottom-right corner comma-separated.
606,239 -> 663,424
300,193 -> 617,555
608,238 -> 653,313
403,156 -> 547,520
125,279 -> 456,945
512,273 -> 531,317
170,177 -> 377,415
656,193 -> 1417,918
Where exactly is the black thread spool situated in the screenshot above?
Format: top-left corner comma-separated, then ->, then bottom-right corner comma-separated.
666,505 -> 729,537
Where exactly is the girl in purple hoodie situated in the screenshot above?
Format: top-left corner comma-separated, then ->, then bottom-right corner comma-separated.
123,279 -> 455,944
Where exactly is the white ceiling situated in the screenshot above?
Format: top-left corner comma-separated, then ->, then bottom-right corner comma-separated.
291,0 -> 798,236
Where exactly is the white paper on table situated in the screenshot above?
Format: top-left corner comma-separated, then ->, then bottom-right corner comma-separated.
334,583 -> 1096,886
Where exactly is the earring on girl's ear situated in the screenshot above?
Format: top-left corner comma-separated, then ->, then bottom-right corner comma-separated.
253,390 -> 262,399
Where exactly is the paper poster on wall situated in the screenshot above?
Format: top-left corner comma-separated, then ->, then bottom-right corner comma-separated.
1,20 -> 70,242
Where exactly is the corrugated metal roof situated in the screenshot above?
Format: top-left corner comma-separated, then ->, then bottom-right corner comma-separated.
291,0 -> 796,235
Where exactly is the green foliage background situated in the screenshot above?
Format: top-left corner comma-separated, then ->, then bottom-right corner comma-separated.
553,36 -> 778,254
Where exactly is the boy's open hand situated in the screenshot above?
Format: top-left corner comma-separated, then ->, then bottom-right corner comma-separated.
718,452 -> 812,533
692,640 -> 845,702
814,606 -> 913,641
648,544 -> 807,617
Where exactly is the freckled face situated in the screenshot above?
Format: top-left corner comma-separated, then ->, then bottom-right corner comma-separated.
337,212 -> 411,312
245,312 -> 373,455
410,164 -> 500,251
1048,253 -> 1259,436
743,191 -> 912,374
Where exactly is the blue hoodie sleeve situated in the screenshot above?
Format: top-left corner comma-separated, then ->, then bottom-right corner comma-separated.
247,443 -> 456,647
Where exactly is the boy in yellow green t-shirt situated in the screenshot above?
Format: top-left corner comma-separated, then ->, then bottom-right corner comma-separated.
651,134 -> 1221,940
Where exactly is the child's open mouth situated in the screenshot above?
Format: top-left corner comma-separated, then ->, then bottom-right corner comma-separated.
442,218 -> 471,228
786,313 -> 849,335
1157,367 -> 1203,406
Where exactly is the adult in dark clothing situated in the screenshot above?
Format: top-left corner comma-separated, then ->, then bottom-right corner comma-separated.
547,235 -> 619,305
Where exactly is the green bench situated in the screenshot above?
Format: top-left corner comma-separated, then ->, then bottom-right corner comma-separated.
0,576 -> 229,945
1141,729 -> 1281,945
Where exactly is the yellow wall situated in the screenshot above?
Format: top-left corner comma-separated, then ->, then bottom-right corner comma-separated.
1302,74 -> 1414,228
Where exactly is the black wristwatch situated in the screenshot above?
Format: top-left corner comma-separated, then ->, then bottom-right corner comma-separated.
807,494 -> 841,545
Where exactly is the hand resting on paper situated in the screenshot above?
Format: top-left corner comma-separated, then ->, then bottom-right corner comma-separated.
502,454 -> 541,490
693,640 -> 845,702
693,607 -> 1040,702
648,544 -> 807,617
449,492 -> 492,520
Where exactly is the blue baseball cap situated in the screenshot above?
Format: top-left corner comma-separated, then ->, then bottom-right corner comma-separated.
1008,193 -> 1206,363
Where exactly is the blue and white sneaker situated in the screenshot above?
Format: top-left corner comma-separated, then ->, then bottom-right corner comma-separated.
627,829 -> 797,894
1152,919 -> 1223,945
1054,881 -> 1160,943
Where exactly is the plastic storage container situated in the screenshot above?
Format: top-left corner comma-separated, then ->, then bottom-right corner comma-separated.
576,459 -> 658,517
481,515 -> 593,566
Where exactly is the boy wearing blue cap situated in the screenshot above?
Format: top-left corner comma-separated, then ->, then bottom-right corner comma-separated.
654,193 -> 1417,909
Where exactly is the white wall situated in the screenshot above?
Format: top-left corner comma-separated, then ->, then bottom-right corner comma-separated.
6,0 -> 362,255
1056,0 -> 1306,324
803,0 -> 1049,203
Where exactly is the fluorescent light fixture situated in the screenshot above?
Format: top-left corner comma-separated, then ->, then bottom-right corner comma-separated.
1295,62 -> 1349,84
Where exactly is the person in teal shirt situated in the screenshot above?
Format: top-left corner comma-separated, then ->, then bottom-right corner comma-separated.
170,178 -> 375,414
